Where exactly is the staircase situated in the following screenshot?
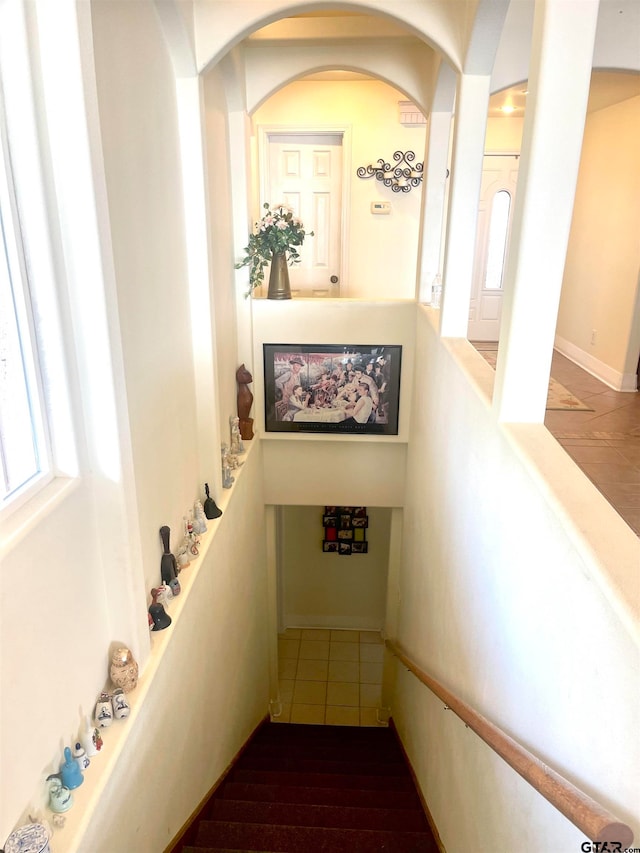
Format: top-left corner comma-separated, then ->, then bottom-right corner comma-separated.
179,721 -> 439,852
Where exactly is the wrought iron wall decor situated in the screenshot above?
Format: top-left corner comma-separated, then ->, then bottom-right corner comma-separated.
356,150 -> 423,193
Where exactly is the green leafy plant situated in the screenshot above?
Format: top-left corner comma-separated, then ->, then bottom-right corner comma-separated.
235,203 -> 314,297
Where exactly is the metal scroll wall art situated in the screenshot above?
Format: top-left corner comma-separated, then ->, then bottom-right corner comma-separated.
356,150 -> 423,193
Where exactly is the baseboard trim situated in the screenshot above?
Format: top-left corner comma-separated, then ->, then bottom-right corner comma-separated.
554,335 -> 638,392
164,712 -> 270,853
389,717 -> 447,853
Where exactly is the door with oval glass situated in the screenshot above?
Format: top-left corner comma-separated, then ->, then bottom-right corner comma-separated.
264,132 -> 343,297
467,154 -> 519,340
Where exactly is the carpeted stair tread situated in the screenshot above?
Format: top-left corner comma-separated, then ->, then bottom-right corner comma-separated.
250,724 -> 392,744
244,741 -> 403,763
219,781 -> 421,810
183,848 -> 279,853
231,768 -> 416,791
194,819 -> 437,852
209,798 -> 428,831
174,722 -> 438,853
235,755 -> 410,776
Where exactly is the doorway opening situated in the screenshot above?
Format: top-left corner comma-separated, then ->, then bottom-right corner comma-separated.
272,504 -> 394,726
260,130 -> 347,297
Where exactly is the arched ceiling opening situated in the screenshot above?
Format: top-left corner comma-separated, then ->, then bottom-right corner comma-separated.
194,2 -> 467,76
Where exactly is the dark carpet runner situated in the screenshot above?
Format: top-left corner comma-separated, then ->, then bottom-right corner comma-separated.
179,721 -> 439,852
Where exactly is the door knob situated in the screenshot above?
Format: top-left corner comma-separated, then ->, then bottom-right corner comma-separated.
330,275 -> 339,284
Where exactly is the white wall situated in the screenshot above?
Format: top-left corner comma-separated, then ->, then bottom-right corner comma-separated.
556,95 -> 640,390
281,506 -> 390,630
92,0 -> 205,593
251,80 -> 426,299
58,446 -> 270,853
392,308 -> 640,852
253,299 -> 415,510
1,2 -> 269,846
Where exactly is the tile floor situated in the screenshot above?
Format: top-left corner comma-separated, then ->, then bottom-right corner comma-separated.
275,628 -> 386,727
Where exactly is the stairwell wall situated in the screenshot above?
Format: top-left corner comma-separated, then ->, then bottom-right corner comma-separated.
391,306 -> 640,852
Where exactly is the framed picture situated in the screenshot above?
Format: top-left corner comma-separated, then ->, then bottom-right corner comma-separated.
323,541 -> 339,553
337,529 -> 354,541
339,542 -> 352,555
352,516 -> 368,528
323,515 -> 337,527
263,344 -> 402,435
352,542 -> 368,554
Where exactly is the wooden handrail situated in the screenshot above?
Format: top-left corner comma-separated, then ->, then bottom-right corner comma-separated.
386,638 -> 633,847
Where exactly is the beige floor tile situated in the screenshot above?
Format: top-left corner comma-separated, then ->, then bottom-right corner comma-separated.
301,628 -> 331,641
291,703 -> 325,724
330,629 -> 359,642
360,661 -> 383,684
360,707 -> 385,727
296,659 -> 329,681
293,680 -> 327,705
360,682 -> 382,708
278,679 -> 295,702
278,628 -> 302,639
299,640 -> 330,660
328,660 -> 359,682
278,658 -> 298,680
272,702 -> 291,723
359,642 -> 384,663
326,705 -> 360,726
359,631 -> 383,644
326,681 -> 360,707
329,641 -> 360,661
278,638 -> 300,659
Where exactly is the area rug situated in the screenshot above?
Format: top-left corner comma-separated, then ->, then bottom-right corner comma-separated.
475,346 -> 594,412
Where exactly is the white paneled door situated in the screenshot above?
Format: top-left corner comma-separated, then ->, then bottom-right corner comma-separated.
467,154 -> 519,341
266,133 -> 343,297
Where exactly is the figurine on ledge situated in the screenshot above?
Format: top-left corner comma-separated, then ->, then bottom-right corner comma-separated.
236,363 -> 254,440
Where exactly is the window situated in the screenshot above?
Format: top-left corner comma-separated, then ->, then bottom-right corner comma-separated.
0,115 -> 50,507
484,190 -> 511,291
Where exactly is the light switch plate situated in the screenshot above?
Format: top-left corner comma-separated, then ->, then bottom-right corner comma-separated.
371,201 -> 391,214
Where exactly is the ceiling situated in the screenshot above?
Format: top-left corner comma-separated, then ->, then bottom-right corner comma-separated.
299,70 -> 640,117
253,13 -> 640,118
489,71 -> 640,117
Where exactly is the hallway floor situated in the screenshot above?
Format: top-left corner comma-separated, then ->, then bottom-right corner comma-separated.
276,629 -> 385,727
476,344 -> 640,535
545,351 -> 640,536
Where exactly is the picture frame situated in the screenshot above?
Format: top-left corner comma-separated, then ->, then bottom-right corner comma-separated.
351,542 -> 368,554
263,344 -> 402,435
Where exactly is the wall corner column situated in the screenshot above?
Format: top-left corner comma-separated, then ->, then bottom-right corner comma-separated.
493,0 -> 600,423
439,73 -> 491,337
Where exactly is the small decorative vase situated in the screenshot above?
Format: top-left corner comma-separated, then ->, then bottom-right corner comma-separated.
80,715 -> 103,756
73,742 -> 90,772
267,252 -> 291,300
110,646 -> 139,693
